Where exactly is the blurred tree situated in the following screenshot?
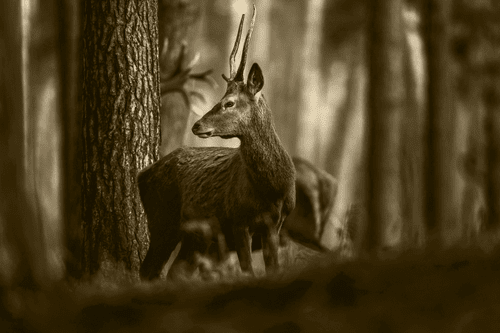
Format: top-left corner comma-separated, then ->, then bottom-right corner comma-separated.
24,0 -> 67,281
324,33 -> 365,178
321,0 -> 366,178
296,0 -> 327,163
451,0 -> 500,246
319,33 -> 367,253
422,0 -> 455,248
158,0 -> 212,155
57,0 -> 83,279
476,2 -> 500,232
401,32 -> 426,249
452,2 -> 488,245
183,0 -> 237,151
0,0 -> 49,289
321,0 -> 426,252
81,0 -> 160,277
267,0 -> 307,155
484,77 -> 500,231
365,0 -> 404,255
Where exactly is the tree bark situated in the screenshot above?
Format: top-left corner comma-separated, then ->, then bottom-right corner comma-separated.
82,0 -> 161,277
422,0 -> 455,248
365,0 -> 404,255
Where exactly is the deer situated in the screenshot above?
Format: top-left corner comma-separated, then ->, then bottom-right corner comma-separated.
168,156 -> 341,280
138,5 -> 296,280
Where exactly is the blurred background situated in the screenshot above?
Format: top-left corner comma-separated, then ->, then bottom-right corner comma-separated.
2,0 -> 500,292
4,0 -> 500,331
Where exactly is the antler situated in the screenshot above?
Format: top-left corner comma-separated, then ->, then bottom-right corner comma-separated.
222,14 -> 245,82
222,5 -> 256,83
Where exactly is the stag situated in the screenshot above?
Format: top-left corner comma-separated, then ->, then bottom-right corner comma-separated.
168,156 -> 341,280
138,6 -> 296,280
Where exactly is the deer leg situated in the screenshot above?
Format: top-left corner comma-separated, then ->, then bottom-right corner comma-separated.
168,225 -> 215,280
261,214 -> 280,273
140,231 -> 180,281
167,238 -> 198,280
233,225 -> 254,275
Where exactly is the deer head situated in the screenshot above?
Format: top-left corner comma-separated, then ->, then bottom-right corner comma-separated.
192,5 -> 264,139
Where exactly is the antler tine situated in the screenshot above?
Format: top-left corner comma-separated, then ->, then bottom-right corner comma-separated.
223,13 -> 245,82
235,4 -> 256,82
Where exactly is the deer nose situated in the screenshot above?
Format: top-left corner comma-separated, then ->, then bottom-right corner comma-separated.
192,122 -> 214,139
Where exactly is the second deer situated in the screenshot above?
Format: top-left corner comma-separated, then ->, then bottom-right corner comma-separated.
138,6 -> 296,280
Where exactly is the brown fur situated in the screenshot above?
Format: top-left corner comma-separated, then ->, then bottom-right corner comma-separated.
169,157 -> 339,280
138,65 -> 295,280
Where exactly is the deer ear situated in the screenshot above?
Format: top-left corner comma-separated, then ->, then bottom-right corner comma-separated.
247,63 -> 264,96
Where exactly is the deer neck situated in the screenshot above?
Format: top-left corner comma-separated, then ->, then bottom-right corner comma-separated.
238,96 -> 294,193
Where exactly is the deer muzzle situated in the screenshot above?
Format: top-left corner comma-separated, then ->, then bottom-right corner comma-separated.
192,122 -> 214,138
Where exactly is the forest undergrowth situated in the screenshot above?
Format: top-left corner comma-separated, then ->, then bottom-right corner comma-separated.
2,241 -> 500,333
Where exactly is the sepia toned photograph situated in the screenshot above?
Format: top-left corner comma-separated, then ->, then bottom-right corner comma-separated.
1,0 -> 500,332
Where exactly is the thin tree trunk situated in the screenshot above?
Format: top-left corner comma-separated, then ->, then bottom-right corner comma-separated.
459,75 -> 486,245
326,33 -> 364,177
268,0 -> 306,156
296,0 -> 326,164
422,0 -> 454,248
0,0 -> 49,288
57,0 -> 83,279
320,34 -> 367,253
320,64 -> 367,254
484,77 -> 500,230
365,0 -> 404,255
401,33 -> 425,249
82,0 -> 160,277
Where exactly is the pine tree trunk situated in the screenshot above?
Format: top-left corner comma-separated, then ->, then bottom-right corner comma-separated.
82,0 -> 161,277
365,0 -> 404,255
423,0 -> 454,248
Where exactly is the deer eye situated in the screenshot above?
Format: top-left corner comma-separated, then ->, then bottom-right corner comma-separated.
224,101 -> 235,108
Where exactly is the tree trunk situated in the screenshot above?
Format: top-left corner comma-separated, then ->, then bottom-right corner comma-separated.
0,0 -> 49,288
400,33 -> 425,249
484,77 -> 500,230
325,33 -> 364,177
82,0 -> 161,277
422,0 -> 454,248
365,0 -> 404,255
459,74 -> 486,245
320,34 -> 367,253
296,0 -> 326,164
268,0 -> 306,156
57,0 -> 83,279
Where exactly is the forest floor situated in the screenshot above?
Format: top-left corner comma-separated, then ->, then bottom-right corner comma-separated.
2,242 -> 500,333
